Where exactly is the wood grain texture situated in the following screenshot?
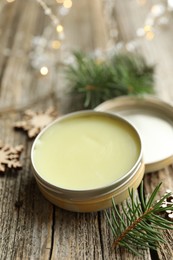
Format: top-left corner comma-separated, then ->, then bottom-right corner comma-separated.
0,0 -> 173,259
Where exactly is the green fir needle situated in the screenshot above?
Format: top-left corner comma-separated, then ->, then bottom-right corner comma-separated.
65,51 -> 155,109
105,182 -> 173,256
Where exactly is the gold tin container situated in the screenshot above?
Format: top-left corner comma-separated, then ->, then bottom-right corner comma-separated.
95,96 -> 173,173
31,110 -> 144,212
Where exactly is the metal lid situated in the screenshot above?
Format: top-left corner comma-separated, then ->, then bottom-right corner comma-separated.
95,96 -> 173,173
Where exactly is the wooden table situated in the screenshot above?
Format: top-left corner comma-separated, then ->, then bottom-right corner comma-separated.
0,0 -> 173,259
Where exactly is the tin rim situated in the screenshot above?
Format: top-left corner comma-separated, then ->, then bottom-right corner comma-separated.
95,95 -> 173,172
36,161 -> 144,205
33,160 -> 144,200
31,110 -> 143,196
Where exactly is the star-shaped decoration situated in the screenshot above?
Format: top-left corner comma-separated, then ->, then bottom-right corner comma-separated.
0,141 -> 23,173
14,107 -> 58,138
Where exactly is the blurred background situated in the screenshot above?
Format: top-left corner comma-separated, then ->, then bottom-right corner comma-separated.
1,0 -> 173,114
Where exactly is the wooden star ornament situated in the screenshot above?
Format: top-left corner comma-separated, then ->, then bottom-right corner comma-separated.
160,189 -> 173,221
0,140 -> 23,173
14,107 -> 58,138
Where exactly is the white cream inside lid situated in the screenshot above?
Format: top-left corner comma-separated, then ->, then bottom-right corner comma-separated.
117,110 -> 173,164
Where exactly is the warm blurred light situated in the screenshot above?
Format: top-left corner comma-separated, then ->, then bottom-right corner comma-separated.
136,0 -> 147,6
6,0 -> 15,2
40,66 -> 49,75
63,0 -> 72,8
51,40 -> 61,49
144,24 -> 154,40
56,0 -> 64,3
146,31 -> 154,40
144,25 -> 152,32
151,4 -> 165,17
56,24 -> 64,33
168,0 -> 173,10
144,25 -> 153,33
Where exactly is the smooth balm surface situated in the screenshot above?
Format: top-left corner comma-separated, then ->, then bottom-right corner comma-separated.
33,114 -> 140,190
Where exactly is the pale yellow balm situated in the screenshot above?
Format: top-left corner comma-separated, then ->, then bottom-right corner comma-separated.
32,113 -> 141,190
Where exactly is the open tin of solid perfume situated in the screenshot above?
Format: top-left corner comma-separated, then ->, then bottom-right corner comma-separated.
31,110 -> 144,212
95,96 -> 173,173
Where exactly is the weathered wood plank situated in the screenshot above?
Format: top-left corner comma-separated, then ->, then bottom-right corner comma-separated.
0,117 -> 53,260
51,210 -> 103,259
144,168 -> 173,260
0,1 -> 54,260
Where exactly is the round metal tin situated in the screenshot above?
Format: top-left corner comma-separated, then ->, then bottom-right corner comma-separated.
31,110 -> 144,212
95,96 -> 173,173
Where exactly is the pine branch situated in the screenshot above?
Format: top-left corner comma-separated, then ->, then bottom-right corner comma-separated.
65,51 -> 155,109
112,207 -> 154,248
105,182 -> 173,256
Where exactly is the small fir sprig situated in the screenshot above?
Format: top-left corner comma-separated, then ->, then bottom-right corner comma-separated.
65,51 -> 154,109
105,182 -> 173,256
